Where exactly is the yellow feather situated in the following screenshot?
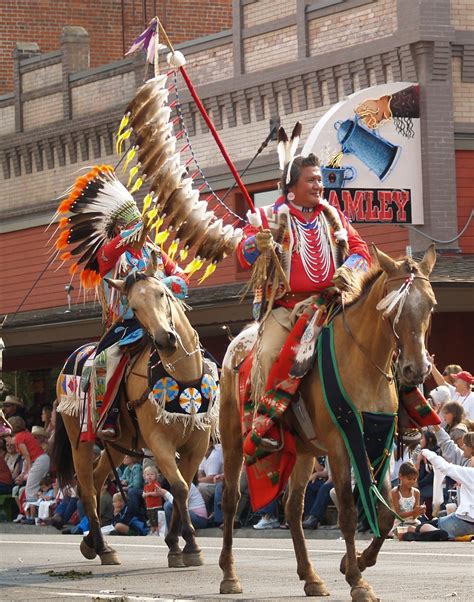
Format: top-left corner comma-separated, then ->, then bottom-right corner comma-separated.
179,248 -> 189,261
116,129 -> 131,154
155,229 -> 170,246
122,147 -> 136,174
167,240 -> 179,261
153,215 -> 164,230
184,257 -> 203,276
117,114 -> 130,137
142,193 -> 153,215
198,262 -> 217,284
130,177 -> 143,193
127,165 -> 139,188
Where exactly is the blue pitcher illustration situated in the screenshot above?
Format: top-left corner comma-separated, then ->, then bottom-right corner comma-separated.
335,117 -> 400,181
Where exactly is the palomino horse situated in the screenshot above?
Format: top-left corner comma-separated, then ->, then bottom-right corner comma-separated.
53,261 -> 212,566
218,245 -> 436,601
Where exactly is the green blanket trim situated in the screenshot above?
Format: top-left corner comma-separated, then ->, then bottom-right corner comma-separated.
318,323 -> 399,537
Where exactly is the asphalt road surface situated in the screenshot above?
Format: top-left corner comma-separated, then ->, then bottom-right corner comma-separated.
0,533 -> 472,601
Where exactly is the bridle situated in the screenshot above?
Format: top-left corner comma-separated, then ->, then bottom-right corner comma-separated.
341,271 -> 432,384
130,276 -> 201,375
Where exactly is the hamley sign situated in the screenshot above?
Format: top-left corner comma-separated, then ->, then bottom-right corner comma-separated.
303,82 -> 423,224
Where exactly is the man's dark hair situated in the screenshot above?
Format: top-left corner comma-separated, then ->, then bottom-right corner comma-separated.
280,154 -> 320,195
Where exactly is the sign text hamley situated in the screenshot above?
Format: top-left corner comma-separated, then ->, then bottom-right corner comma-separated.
328,188 -> 411,223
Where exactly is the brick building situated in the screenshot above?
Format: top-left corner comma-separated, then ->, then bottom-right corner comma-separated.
0,0 -> 473,404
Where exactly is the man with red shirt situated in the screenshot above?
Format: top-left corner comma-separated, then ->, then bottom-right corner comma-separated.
237,153 -> 370,451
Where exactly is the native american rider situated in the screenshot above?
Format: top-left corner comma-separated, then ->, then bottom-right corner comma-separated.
237,151 -> 371,453
94,206 -> 189,439
54,165 -> 189,441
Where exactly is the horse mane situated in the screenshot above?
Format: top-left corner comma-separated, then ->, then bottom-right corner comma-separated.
123,270 -> 150,293
344,256 -> 422,307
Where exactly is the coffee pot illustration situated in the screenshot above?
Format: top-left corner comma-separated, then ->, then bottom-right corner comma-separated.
335,117 -> 400,181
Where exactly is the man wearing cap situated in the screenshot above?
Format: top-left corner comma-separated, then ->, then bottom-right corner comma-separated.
431,363 -> 474,421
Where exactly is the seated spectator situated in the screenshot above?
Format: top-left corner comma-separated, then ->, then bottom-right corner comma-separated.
252,499 -> 280,530
213,465 -> 249,528
8,416 -> 50,519
0,409 -> 12,437
197,443 -> 223,510
1,395 -> 26,422
442,401 -> 469,446
50,482 -> 79,530
432,425 -> 472,467
164,479 -> 209,531
302,458 -> 334,530
421,447 -> 474,539
111,492 -> 149,535
118,455 -> 144,493
441,364 -> 463,386
431,361 -> 474,420
142,466 -> 172,535
41,404 -> 53,435
4,440 -> 22,482
390,462 -> 426,534
428,385 -> 451,417
31,426 -> 50,453
23,475 -> 55,525
415,430 -> 440,518
0,439 -> 14,494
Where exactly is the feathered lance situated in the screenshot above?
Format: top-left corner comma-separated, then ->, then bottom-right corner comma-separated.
156,21 -> 290,292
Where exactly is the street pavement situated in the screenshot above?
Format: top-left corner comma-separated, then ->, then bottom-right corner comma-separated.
0,531 -> 472,601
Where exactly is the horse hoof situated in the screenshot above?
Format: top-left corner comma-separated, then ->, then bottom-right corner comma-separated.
350,585 -> 379,602
220,579 -> 243,594
80,539 -> 97,560
100,549 -> 121,565
182,551 -> 204,566
168,553 -> 185,568
304,581 -> 330,597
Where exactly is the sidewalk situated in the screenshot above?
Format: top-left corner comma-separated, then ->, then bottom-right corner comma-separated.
0,522 -> 372,540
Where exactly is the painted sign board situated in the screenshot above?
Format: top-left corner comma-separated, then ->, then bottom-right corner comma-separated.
302,82 -> 423,224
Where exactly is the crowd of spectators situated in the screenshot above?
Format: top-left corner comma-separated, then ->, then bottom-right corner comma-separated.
0,361 -> 472,540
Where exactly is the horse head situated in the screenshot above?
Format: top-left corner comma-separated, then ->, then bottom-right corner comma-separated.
373,244 -> 437,386
105,254 -> 178,354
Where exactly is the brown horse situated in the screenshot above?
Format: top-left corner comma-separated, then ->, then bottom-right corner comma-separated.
218,245 -> 436,601
52,262 -> 213,567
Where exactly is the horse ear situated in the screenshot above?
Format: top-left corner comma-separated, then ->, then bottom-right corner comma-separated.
145,250 -> 158,276
418,243 -> 436,277
104,277 -> 125,292
372,243 -> 398,274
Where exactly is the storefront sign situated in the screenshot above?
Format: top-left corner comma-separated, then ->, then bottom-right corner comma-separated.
303,82 -> 423,224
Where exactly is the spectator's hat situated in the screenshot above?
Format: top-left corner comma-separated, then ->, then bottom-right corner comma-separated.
453,371 -> 474,385
31,426 -> 49,438
1,395 -> 24,408
429,385 -> 451,406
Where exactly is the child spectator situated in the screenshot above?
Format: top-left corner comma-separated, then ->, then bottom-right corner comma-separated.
118,455 -> 144,492
142,466 -> 172,535
442,401 -> 468,446
8,416 -> 50,512
111,492 -> 148,535
23,475 -> 55,525
31,426 -> 50,453
0,439 -> 14,494
50,482 -> 79,530
302,458 -> 334,530
391,462 -> 426,533
415,430 -> 440,517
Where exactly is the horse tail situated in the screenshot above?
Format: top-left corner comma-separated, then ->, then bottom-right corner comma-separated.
51,412 -> 75,487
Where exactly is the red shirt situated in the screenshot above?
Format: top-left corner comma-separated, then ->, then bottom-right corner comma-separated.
14,430 -> 45,464
143,481 -> 164,509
